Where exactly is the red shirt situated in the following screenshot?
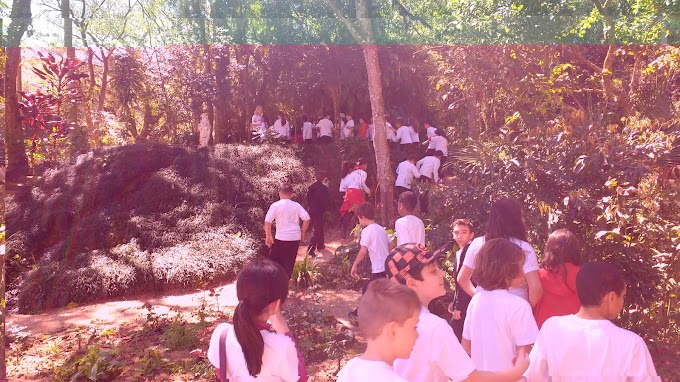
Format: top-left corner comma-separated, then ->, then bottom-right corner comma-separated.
533,263 -> 581,329
357,122 -> 369,141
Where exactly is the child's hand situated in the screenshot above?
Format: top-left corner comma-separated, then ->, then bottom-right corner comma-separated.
513,346 -> 530,375
265,236 -> 274,248
350,263 -> 360,279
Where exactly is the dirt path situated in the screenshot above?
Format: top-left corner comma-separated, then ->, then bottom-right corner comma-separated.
7,229 -> 360,335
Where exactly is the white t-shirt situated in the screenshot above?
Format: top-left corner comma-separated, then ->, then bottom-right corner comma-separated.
395,161 -> 420,189
462,236 -> 540,302
426,126 -> 437,139
207,323 -> 299,382
395,126 -> 413,144
416,156 -> 441,182
386,122 -> 396,142
338,357 -> 407,382
252,114 -> 263,130
273,119 -> 290,139
360,223 -> 390,273
395,215 -> 426,246
409,126 -> 420,143
343,119 -> 355,139
264,199 -> 310,241
316,118 -> 334,137
339,174 -> 350,193
345,169 -> 370,193
463,289 -> 539,374
302,121 -> 314,140
430,135 -> 448,156
394,307 -> 476,382
524,315 -> 658,382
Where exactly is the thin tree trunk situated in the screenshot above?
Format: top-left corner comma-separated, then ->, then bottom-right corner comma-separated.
465,88 -> 480,139
214,45 -> 230,143
98,48 -> 111,112
362,44 -> 394,225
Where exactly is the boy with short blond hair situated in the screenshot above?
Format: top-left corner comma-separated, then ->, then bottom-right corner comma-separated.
524,261 -> 658,381
337,279 -> 421,382
386,243 -> 529,382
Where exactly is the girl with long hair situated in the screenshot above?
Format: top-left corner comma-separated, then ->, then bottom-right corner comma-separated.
208,258 -> 308,381
457,198 -> 543,307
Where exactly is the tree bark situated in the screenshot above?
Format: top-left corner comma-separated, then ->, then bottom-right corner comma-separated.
97,48 -> 112,112
4,0 -> 32,183
465,88 -> 480,139
214,45 -> 230,143
362,44 -> 394,225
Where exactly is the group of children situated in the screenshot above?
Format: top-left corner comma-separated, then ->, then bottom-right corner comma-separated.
209,176 -> 660,381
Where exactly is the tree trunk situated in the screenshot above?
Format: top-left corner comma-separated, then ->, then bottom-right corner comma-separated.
4,0 -> 32,183
62,0 -> 75,58
214,45 -> 230,143
203,44 -> 214,145
362,44 -> 394,225
465,88 -> 480,139
97,48 -> 112,112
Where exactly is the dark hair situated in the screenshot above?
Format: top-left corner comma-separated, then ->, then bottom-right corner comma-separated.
302,114 -> 309,122
342,161 -> 354,177
453,218 -> 474,232
485,198 -> 528,242
315,168 -> 326,180
358,279 -> 420,339
406,152 -> 417,162
434,150 -> 444,158
576,262 -> 626,306
423,119 -> 432,126
472,238 -> 525,290
279,183 -> 294,195
277,112 -> 287,126
398,191 -> 417,212
542,229 -> 583,291
233,258 -> 289,376
356,202 -> 375,220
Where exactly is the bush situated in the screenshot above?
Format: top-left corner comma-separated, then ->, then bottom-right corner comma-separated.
430,117 -> 679,377
7,143 -> 316,313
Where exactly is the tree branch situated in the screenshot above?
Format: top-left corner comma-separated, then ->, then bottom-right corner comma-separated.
391,0 -> 432,29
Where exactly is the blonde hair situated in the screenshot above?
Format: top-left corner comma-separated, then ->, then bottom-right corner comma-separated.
254,105 -> 263,116
358,279 -> 420,339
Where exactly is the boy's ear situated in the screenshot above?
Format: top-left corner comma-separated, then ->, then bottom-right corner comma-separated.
405,277 -> 418,289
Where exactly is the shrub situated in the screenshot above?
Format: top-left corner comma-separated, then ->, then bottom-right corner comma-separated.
7,143 -> 316,312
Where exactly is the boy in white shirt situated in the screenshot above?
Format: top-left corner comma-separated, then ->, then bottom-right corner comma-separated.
264,183 -> 311,279
395,119 -> 413,149
394,191 -> 426,247
344,114 -> 355,140
430,129 -> 449,159
385,243 -> 529,382
424,120 -> 437,139
316,113 -> 334,143
462,239 -> 538,376
394,152 -> 420,199
524,261 -> 658,382
337,279 -> 421,382
302,114 -> 314,143
348,202 -> 391,322
415,150 -> 443,214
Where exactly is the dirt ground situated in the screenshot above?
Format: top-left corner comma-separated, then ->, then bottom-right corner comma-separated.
5,230 -> 364,382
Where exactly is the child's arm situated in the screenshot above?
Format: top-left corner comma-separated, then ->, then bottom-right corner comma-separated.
300,218 -> 310,242
461,337 -> 472,355
525,270 -> 543,307
350,246 -> 369,279
463,348 -> 530,382
264,222 -> 274,247
457,265 -> 477,297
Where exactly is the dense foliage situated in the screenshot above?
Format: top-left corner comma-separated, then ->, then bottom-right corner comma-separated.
5,143 -> 315,313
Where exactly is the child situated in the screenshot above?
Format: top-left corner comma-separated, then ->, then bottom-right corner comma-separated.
457,198 -> 543,306
533,229 -> 583,329
264,183 -> 311,279
339,161 -> 354,201
524,261 -> 658,380
348,202 -> 391,321
394,191 -> 426,247
395,118 -> 414,150
448,219 -> 475,341
339,159 -> 371,239
424,120 -> 437,140
316,113 -> 334,143
462,239 -> 538,374
357,117 -> 370,141
385,243 -> 529,382
207,258 -> 308,382
273,112 -> 290,142
394,152 -> 420,200
429,129 -> 449,161
415,150 -> 444,214
306,169 -> 330,256
337,279 -> 421,382
302,114 -> 314,143
344,114 -> 355,140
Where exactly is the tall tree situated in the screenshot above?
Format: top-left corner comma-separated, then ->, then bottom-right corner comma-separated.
4,0 -> 32,182
327,0 -> 394,225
